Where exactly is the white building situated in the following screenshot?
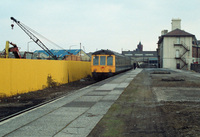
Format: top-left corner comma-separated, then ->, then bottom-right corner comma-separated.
157,19 -> 198,70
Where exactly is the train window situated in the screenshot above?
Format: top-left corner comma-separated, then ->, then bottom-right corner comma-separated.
100,56 -> 106,65
107,56 -> 113,66
93,56 -> 99,65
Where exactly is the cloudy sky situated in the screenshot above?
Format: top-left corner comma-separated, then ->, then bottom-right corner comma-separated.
1,0 -> 200,53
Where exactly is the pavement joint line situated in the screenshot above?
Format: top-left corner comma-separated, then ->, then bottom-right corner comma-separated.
99,100 -> 115,102
93,90 -> 111,92
52,106 -> 92,137
63,101 -> 97,108
50,92 -> 117,137
83,94 -> 105,96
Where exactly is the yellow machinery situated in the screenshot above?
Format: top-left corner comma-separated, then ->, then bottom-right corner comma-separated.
0,41 -> 10,58
1,41 -> 22,58
0,41 -> 33,59
5,41 -> 9,58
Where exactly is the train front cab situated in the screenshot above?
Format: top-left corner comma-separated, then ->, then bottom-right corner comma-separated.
91,54 -> 115,80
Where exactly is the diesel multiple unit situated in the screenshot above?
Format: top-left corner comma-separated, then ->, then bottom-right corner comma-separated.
91,49 -> 132,80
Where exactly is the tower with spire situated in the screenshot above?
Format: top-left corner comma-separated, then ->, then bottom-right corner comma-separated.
136,41 -> 143,52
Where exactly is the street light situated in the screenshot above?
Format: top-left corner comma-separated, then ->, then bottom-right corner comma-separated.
27,41 -> 34,52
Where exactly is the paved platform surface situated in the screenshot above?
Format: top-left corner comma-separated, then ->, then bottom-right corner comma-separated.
0,69 -> 142,137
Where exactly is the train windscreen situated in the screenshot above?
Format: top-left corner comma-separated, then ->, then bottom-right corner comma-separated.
100,56 -> 106,65
93,56 -> 99,65
107,56 -> 113,65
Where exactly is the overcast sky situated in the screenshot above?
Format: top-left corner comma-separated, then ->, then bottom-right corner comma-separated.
1,0 -> 200,53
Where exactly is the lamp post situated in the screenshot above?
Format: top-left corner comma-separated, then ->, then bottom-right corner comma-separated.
27,41 -> 34,52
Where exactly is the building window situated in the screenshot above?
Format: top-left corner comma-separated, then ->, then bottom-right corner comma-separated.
145,54 -> 153,56
176,49 -> 180,58
135,54 -> 143,56
125,54 -> 132,56
177,37 -> 180,44
176,63 -> 180,69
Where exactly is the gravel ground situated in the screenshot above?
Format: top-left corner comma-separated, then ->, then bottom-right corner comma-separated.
88,68 -> 200,137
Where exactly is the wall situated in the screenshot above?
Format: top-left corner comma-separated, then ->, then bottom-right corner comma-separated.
0,59 -> 91,97
192,46 -> 200,63
162,37 -> 193,70
191,64 -> 200,73
80,50 -> 91,61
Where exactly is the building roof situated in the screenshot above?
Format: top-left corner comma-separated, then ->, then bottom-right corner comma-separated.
34,49 -> 81,58
92,49 -> 115,55
158,29 -> 195,44
164,29 -> 194,37
92,49 -> 125,57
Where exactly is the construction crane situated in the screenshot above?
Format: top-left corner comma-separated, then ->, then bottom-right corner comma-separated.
10,17 -> 57,60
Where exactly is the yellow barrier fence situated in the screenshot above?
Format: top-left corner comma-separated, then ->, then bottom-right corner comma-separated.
0,58 -> 91,97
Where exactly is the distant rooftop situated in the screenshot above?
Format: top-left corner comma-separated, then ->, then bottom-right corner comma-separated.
34,49 -> 81,58
122,51 -> 157,57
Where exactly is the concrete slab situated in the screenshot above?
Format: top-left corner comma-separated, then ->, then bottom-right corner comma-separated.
101,94 -> 120,101
113,87 -> 124,91
110,77 -> 127,83
109,89 -> 123,95
58,114 -> 104,137
153,87 -> 200,102
85,91 -> 109,96
116,82 -> 129,88
87,101 -> 114,115
125,78 -> 134,83
128,74 -> 137,77
6,124 -> 62,137
74,95 -> 103,102
63,101 -> 97,107
95,84 -> 118,90
92,90 -> 111,92
4,107 -> 89,137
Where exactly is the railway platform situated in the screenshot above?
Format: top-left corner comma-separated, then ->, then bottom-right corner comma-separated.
0,69 -> 142,137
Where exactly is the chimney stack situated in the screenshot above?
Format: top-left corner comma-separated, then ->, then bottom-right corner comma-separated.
161,30 -> 168,35
171,18 -> 181,31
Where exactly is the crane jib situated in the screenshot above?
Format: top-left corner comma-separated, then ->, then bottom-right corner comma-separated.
10,17 -> 58,60
11,17 -> 19,23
